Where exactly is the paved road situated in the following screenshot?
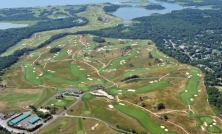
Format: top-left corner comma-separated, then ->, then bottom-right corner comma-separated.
31,91 -> 92,134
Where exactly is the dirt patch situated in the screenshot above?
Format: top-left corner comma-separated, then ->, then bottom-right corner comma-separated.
14,89 -> 41,94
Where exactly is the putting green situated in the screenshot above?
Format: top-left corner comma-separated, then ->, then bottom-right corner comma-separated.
55,100 -> 66,106
113,102 -> 176,134
151,48 -> 173,62
180,69 -> 200,105
108,80 -> 170,95
24,64 -> 43,85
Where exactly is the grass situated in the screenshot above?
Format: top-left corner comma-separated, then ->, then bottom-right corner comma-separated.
151,48 -> 173,62
113,102 -> 176,134
24,64 -> 43,86
107,80 -> 170,95
69,64 -> 88,82
195,116 -> 221,132
0,92 -> 40,106
46,97 -> 76,107
34,88 -> 56,107
103,50 -> 138,71
122,64 -> 173,77
180,69 -> 200,105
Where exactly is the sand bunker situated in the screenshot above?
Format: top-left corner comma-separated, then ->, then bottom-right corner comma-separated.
91,123 -> 99,130
119,103 -> 125,106
201,126 -> 205,130
108,105 -> 114,109
87,78 -> 93,81
150,81 -> 153,83
190,98 -> 194,101
127,89 -> 136,92
204,122 -> 208,126
164,129 -> 168,132
194,94 -> 198,97
185,90 -> 188,92
160,126 -> 165,129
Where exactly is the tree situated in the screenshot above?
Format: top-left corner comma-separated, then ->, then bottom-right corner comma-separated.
157,103 -> 165,110
49,47 -> 61,53
149,53 -> 153,58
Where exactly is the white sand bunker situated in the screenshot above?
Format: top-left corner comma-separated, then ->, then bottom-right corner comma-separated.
108,105 -> 114,109
36,77 -> 39,79
131,44 -> 137,46
204,122 -> 208,126
39,73 -> 43,76
87,78 -> 93,81
164,129 -> 168,132
58,100 -> 61,102
33,71 -> 35,73
25,66 -> 27,68
201,126 -> 205,131
79,68 -> 84,70
137,51 -> 140,53
213,123 -> 216,125
87,75 -> 90,76
91,123 -> 99,130
118,93 -> 122,95
185,90 -> 188,92
118,90 -> 122,92
186,72 -> 189,75
213,119 -> 216,122
127,89 -> 135,92
194,94 -> 198,97
160,126 -> 165,129
198,90 -> 201,92
51,104 -> 54,106
190,98 -> 194,101
120,60 -> 126,65
150,81 -> 153,83
119,103 -> 125,106
154,80 -> 158,82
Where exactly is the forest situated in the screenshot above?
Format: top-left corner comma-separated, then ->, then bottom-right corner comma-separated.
145,4 -> 165,10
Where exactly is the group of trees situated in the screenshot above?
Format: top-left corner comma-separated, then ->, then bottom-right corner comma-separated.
64,5 -> 87,16
145,4 -> 165,10
0,126 -> 10,134
93,37 -> 106,43
103,4 -> 121,13
206,86 -> 222,112
49,47 -> 61,53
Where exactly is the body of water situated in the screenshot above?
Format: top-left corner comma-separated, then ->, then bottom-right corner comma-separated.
0,22 -> 28,30
113,0 -> 212,23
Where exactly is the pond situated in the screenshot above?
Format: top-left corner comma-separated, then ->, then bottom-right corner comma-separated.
0,22 -> 28,30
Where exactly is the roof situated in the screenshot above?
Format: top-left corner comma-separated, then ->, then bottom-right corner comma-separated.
28,116 -> 40,124
9,112 -> 30,126
0,113 -> 5,118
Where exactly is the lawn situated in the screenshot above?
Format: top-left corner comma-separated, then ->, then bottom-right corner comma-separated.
46,97 -> 76,107
24,64 -> 43,86
151,48 -> 173,62
113,102 -> 176,134
107,80 -> 170,95
180,69 -> 200,105
34,88 -> 56,107
195,116 -> 221,133
51,49 -> 68,61
69,64 -> 88,82
122,64 -> 173,77
103,50 -> 138,71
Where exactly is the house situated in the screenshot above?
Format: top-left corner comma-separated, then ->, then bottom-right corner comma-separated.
56,93 -> 63,99
66,88 -> 83,94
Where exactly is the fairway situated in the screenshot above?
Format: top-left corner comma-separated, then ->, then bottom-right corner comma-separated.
180,69 -> 200,105
151,48 -> 173,62
108,80 -> 170,95
24,64 -> 43,85
103,50 -> 138,71
69,64 -> 88,82
113,102 -> 176,134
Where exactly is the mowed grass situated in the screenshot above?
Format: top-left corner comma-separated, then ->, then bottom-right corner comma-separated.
103,50 -> 138,71
69,64 -> 88,82
180,69 -> 200,105
195,116 -> 221,133
107,80 -> 170,95
113,102 -> 176,134
151,48 -> 173,62
122,64 -> 173,77
24,64 -> 43,86
51,49 -> 68,61
34,88 -> 56,107
46,97 -> 76,107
